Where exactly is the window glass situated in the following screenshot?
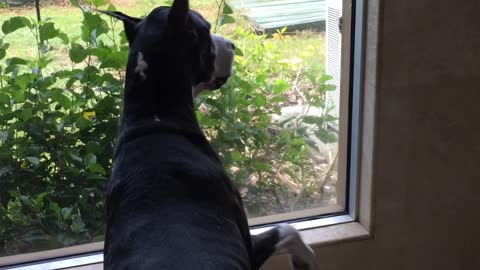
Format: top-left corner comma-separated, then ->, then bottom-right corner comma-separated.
0,0 -> 346,258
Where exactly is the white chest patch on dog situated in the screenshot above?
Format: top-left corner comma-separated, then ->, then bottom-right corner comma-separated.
153,114 -> 161,122
135,52 -> 148,80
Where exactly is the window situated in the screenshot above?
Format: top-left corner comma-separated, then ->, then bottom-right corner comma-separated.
0,0 -> 361,267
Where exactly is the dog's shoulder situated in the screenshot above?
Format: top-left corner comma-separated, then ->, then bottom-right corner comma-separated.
109,120 -> 233,203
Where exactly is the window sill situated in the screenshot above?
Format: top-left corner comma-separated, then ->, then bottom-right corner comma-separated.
260,221 -> 371,270
300,221 -> 370,248
4,219 -> 370,270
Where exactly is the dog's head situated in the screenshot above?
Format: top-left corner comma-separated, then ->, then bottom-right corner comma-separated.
101,0 -> 234,98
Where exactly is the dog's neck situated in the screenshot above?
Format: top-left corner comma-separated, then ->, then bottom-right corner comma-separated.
120,59 -> 201,134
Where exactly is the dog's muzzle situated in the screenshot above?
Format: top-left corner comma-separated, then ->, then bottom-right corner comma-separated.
193,34 -> 234,97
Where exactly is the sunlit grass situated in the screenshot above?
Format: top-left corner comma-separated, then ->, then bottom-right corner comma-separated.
0,0 -> 324,74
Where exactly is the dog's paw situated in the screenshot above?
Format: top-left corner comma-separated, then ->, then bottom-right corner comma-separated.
276,224 -> 319,270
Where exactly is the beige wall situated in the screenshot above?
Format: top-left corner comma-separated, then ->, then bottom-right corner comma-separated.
303,0 -> 480,269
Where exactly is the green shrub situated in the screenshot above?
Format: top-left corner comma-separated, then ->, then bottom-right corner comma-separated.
0,1 -> 337,256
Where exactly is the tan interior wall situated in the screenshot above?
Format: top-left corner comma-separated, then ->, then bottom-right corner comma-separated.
266,0 -> 480,269
327,0 -> 476,268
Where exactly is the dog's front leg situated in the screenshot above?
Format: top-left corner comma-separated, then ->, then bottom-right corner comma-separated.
251,224 -> 319,270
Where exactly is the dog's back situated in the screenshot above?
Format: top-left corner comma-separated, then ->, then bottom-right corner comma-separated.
102,1 -> 318,269
104,121 -> 252,269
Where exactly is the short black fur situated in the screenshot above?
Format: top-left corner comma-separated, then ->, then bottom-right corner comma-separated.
103,1 -> 315,269
103,2 -> 257,269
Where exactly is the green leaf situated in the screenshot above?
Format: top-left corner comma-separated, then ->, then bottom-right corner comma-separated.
0,40 -> 6,48
255,74 -> 266,84
161,0 -> 173,6
13,74 -> 31,90
39,22 -> 60,41
315,129 -> 337,144
25,156 -> 40,166
272,79 -> 290,94
323,83 -> 336,92
85,0 -> 108,7
0,131 -> 8,142
66,166 -> 81,176
2,17 -> 30,34
230,150 -> 244,162
223,4 -> 234,14
89,47 -> 110,58
270,96 -> 288,103
252,94 -> 267,107
320,74 -> 334,84
290,138 -> 305,146
38,56 -> 54,69
86,141 -> 102,154
0,92 -> 10,105
251,160 -> 270,172
302,115 -> 321,125
69,152 -> 83,163
49,90 -> 72,109
61,207 -> 73,219
76,117 -> 92,130
33,192 -> 49,208
234,46 -> 244,56
57,32 -> 69,44
20,108 -> 33,121
217,14 -> 235,27
0,48 -> 5,60
49,202 -> 61,220
7,89 -> 25,103
84,153 -> 97,166
70,214 -> 86,232
19,195 -> 32,208
6,57 -> 28,66
4,57 -> 28,74
86,173 -> 107,180
106,4 -> 117,11
81,13 -> 109,42
88,163 -> 106,175
99,51 -> 128,69
69,43 -> 88,63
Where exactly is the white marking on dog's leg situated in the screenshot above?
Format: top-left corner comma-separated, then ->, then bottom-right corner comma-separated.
135,52 -> 148,80
153,114 -> 161,122
275,224 -> 319,270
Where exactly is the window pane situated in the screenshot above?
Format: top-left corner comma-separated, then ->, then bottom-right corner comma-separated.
0,0 -> 347,259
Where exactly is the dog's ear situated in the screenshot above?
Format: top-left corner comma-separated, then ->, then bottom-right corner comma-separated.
168,0 -> 189,29
98,10 -> 141,45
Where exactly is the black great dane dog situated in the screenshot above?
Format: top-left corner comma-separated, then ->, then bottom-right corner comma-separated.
102,0 -> 318,269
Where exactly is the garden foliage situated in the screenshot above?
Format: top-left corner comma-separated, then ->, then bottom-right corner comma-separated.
0,0 -> 337,255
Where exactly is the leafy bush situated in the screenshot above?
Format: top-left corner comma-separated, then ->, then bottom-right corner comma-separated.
197,26 -> 338,217
0,0 -> 337,256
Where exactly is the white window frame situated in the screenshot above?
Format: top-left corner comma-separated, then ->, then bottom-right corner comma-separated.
1,0 -> 375,268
